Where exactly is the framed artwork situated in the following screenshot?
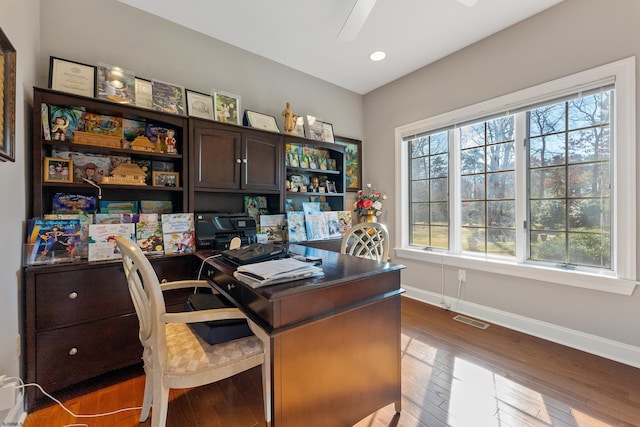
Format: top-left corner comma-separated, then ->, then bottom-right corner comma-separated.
152,171 -> 179,187
186,90 -> 214,120
212,90 -> 241,125
243,110 -> 280,132
291,116 -> 305,138
0,27 -> 16,162
134,77 -> 153,109
44,157 -> 73,183
49,56 -> 95,98
334,136 -> 362,192
152,79 -> 185,116
306,115 -> 335,143
96,63 -> 135,104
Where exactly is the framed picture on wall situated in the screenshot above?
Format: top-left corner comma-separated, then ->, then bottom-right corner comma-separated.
334,136 -> 362,192
1,27 -> 16,162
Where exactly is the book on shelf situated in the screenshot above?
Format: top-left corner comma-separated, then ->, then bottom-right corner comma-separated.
43,213 -> 92,259
233,257 -> 324,288
25,218 -> 82,265
324,211 -> 342,240
244,195 -> 268,222
259,214 -> 286,242
305,212 -> 329,241
286,212 -> 307,243
87,223 -> 135,262
136,213 -> 164,255
161,213 -> 195,254
337,211 -> 353,235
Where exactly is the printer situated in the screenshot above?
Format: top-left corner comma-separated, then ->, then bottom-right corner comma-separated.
195,213 -> 257,250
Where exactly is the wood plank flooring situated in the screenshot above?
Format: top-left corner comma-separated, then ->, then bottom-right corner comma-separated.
24,297 -> 640,426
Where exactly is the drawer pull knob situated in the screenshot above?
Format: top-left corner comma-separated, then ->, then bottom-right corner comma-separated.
69,347 -> 78,356
227,283 -> 235,291
69,292 -> 78,299
161,279 -> 168,283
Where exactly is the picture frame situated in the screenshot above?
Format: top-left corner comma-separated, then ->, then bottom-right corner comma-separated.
212,90 -> 241,125
291,116 -> 305,138
334,136 -> 362,192
44,157 -> 73,183
152,171 -> 179,187
152,79 -> 185,116
49,56 -> 95,99
0,27 -> 16,162
306,115 -> 335,143
186,90 -> 214,120
96,63 -> 135,104
134,77 -> 153,109
243,110 -> 280,133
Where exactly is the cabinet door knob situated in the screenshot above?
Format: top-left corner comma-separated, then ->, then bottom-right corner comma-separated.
69,292 -> 78,299
161,279 -> 168,283
242,158 -> 247,164
69,347 -> 78,356
236,158 -> 242,163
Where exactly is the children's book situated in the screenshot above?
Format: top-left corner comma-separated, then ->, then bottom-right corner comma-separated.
99,200 -> 139,214
285,199 -> 296,212
305,213 -> 329,241
140,200 -> 173,214
337,211 -> 353,235
84,112 -> 123,137
94,213 -> 139,224
324,211 -> 342,240
259,214 -> 286,242
244,196 -> 269,222
286,212 -> 307,243
161,213 -> 195,254
302,202 -> 320,216
136,213 -> 164,255
26,218 -> 82,264
49,105 -> 85,142
43,213 -> 92,259
88,223 -> 135,262
123,118 -> 147,142
41,103 -> 51,141
52,192 -> 97,213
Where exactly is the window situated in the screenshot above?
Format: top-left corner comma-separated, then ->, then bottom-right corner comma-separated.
395,58 -> 636,295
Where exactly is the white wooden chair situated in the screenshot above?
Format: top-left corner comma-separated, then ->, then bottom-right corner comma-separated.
340,222 -> 390,262
115,236 -> 271,427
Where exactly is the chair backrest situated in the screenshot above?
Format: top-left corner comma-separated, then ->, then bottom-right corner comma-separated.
115,236 -> 168,362
340,222 -> 390,262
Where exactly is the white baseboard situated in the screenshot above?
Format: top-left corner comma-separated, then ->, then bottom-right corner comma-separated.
403,285 -> 640,370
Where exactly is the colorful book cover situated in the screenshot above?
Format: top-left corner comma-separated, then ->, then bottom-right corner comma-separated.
123,118 -> 147,141
99,200 -> 139,214
94,213 -> 139,224
43,213 -> 92,259
305,213 -> 329,241
324,211 -> 342,239
41,103 -> 51,141
140,200 -> 173,214
244,195 -> 269,222
302,201 -> 321,216
49,104 -> 85,142
26,218 -> 82,264
285,199 -> 296,212
161,213 -> 195,254
52,192 -> 97,213
88,223 -> 135,261
84,112 -> 123,137
136,213 -> 164,255
337,211 -> 353,235
259,214 -> 286,242
286,212 -> 307,243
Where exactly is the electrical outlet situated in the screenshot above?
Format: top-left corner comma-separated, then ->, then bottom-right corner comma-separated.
458,269 -> 466,282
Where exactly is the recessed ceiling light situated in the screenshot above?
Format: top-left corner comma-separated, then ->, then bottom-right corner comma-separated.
369,51 -> 386,61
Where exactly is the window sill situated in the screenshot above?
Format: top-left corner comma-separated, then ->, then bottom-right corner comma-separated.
395,248 -> 637,296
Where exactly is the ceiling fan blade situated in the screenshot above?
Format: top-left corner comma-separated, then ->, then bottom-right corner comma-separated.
337,0 -> 377,41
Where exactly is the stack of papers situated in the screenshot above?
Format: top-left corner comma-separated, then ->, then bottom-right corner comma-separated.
233,258 -> 324,288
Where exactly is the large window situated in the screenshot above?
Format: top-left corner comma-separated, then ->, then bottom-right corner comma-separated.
396,58 -> 636,295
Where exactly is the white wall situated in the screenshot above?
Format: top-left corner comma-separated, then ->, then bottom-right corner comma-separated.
0,0 -> 39,382
364,0 -> 640,366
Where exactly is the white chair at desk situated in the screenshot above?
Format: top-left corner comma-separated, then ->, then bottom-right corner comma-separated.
115,236 -> 271,427
340,222 -> 390,262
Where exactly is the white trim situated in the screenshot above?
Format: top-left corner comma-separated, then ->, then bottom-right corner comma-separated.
402,286 -> 640,369
395,57 -> 637,294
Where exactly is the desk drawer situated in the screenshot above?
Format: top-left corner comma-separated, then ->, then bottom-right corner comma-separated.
36,313 -> 141,392
36,265 -> 132,331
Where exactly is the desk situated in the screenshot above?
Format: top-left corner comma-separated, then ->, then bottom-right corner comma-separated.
197,244 -> 404,427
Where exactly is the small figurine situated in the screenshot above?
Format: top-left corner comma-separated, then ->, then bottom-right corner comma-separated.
51,116 -> 69,141
166,129 -> 177,154
282,102 -> 299,134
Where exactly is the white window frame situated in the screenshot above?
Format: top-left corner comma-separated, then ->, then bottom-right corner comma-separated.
395,57 -> 637,296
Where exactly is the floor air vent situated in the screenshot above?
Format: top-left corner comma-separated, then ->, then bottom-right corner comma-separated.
453,315 -> 490,330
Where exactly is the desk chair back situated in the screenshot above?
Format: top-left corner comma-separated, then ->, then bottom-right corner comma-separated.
340,222 -> 390,262
115,236 -> 271,427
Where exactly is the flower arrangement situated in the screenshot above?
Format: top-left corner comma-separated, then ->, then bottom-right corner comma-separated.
354,183 -> 387,217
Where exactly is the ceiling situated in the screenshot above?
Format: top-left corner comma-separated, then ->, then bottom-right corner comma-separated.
117,0 -> 563,95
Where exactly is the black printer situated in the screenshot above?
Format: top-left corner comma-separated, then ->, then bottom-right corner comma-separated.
195,213 -> 257,250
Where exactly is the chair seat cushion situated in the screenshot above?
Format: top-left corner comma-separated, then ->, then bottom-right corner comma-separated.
185,293 -> 253,344
165,322 -> 263,375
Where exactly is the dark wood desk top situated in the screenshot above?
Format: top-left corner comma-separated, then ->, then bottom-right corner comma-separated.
196,244 -> 404,333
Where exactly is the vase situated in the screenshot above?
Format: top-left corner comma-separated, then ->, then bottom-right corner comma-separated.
360,210 -> 378,223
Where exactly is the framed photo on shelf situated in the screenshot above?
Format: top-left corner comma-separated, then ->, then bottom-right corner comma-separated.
152,171 -> 179,187
49,56 -> 95,98
212,90 -> 241,124
1,27 -> 16,162
306,115 -> 334,143
291,116 -> 305,138
96,63 -> 135,104
44,157 -> 73,183
186,90 -> 214,120
243,110 -> 280,133
334,136 -> 362,192
152,79 -> 185,116
134,77 -> 153,109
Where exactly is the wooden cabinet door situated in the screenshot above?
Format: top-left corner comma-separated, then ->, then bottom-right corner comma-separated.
242,130 -> 282,191
193,125 -> 242,190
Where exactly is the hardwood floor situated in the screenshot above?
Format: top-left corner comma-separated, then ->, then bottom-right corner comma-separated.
24,297 -> 640,426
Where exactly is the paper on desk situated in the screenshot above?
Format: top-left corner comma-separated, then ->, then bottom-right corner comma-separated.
233,257 -> 324,288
